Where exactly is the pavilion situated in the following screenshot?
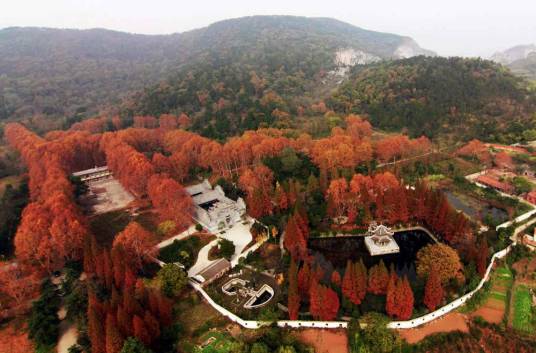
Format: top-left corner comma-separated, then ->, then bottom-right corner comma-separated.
364,222 -> 400,256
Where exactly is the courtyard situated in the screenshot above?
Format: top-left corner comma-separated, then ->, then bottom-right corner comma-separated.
79,177 -> 135,214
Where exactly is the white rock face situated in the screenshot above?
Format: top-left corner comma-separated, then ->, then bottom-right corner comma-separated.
329,48 -> 381,80
334,48 -> 381,66
491,44 -> 536,65
394,38 -> 436,58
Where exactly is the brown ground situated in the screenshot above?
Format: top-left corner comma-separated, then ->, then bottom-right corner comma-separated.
398,313 -> 469,344
472,305 -> 504,324
296,329 -> 349,353
512,257 -> 536,284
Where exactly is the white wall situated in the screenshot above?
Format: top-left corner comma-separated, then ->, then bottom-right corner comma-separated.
190,243 -> 514,330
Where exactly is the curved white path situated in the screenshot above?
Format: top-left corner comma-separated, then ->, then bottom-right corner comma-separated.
187,219 -> 253,277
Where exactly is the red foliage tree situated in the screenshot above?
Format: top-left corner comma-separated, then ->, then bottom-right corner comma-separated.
283,214 -> 307,260
298,262 -> 311,295
367,260 -> 389,295
385,267 -> 398,318
424,265 -> 444,311
105,313 -> 124,353
342,260 -> 367,305
113,222 -> 155,270
287,260 -> 300,320
331,271 -> 342,287
238,165 -> 274,218
88,300 -> 106,353
396,277 -> 414,320
147,173 -> 194,229
132,315 -> 151,346
159,114 -> 178,130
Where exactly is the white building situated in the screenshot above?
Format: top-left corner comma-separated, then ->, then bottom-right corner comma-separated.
186,179 -> 247,232
72,166 -> 112,183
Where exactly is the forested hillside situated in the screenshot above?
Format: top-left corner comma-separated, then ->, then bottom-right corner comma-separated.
0,16 -> 431,134
508,54 -> 536,81
328,56 -> 536,142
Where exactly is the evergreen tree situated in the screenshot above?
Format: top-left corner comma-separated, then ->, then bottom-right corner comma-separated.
424,266 -> 444,312
120,337 -> 154,353
287,260 -> 300,320
385,267 -> 398,318
106,313 -> 124,353
367,260 -> 389,295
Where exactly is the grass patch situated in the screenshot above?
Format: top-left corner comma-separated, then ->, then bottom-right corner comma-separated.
133,212 -> 158,233
512,285 -> 533,332
196,332 -> 236,353
89,210 -> 131,246
496,267 -> 513,278
158,234 -> 215,268
489,291 -> 507,301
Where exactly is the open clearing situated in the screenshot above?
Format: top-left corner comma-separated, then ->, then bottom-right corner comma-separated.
296,329 -> 348,353
398,312 -> 469,344
80,177 -> 134,214
471,265 -> 512,324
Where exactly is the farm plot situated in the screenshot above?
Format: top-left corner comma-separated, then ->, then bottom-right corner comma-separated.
472,265 -> 513,324
512,285 -> 534,332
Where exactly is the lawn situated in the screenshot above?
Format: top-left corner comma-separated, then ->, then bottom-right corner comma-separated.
196,332 -> 236,353
512,285 -> 533,332
89,210 -> 131,246
158,233 -> 215,268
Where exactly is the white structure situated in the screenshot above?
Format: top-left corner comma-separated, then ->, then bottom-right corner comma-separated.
72,166 -> 111,183
186,179 -> 246,232
364,222 -> 400,256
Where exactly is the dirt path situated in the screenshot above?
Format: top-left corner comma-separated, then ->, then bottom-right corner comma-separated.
398,312 -> 469,344
296,329 -> 348,353
57,322 -> 78,353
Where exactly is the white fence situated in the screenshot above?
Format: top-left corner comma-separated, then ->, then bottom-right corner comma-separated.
191,242 -> 514,330
496,209 -> 536,230
387,244 -> 512,328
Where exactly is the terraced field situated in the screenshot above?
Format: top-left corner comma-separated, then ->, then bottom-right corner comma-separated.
472,266 -> 513,323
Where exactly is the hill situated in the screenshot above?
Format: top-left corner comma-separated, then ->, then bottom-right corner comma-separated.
508,53 -> 536,81
0,16 -> 433,133
491,44 -> 536,80
328,56 -> 536,142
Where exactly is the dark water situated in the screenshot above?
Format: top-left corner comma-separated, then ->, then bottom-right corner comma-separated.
445,191 -> 508,223
308,230 -> 434,281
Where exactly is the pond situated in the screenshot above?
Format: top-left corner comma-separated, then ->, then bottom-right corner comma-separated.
308,230 -> 435,281
444,190 -> 508,223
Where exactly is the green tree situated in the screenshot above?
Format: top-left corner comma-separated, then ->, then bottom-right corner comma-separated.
512,176 -> 533,195
276,346 -> 297,353
218,238 -> 236,260
28,279 -> 61,350
157,263 -> 188,297
120,337 -> 154,353
250,342 -> 270,353
360,313 -> 400,353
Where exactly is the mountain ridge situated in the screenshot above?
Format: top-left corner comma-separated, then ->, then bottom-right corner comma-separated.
0,15 -> 434,128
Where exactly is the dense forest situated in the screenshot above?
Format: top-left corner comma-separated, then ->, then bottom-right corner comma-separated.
509,53 -> 536,81
328,56 -> 536,142
0,16 -> 431,134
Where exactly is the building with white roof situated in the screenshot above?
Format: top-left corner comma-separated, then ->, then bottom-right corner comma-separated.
186,179 -> 247,232
364,222 -> 400,256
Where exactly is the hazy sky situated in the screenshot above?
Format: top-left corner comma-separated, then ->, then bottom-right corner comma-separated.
1,0 -> 535,57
